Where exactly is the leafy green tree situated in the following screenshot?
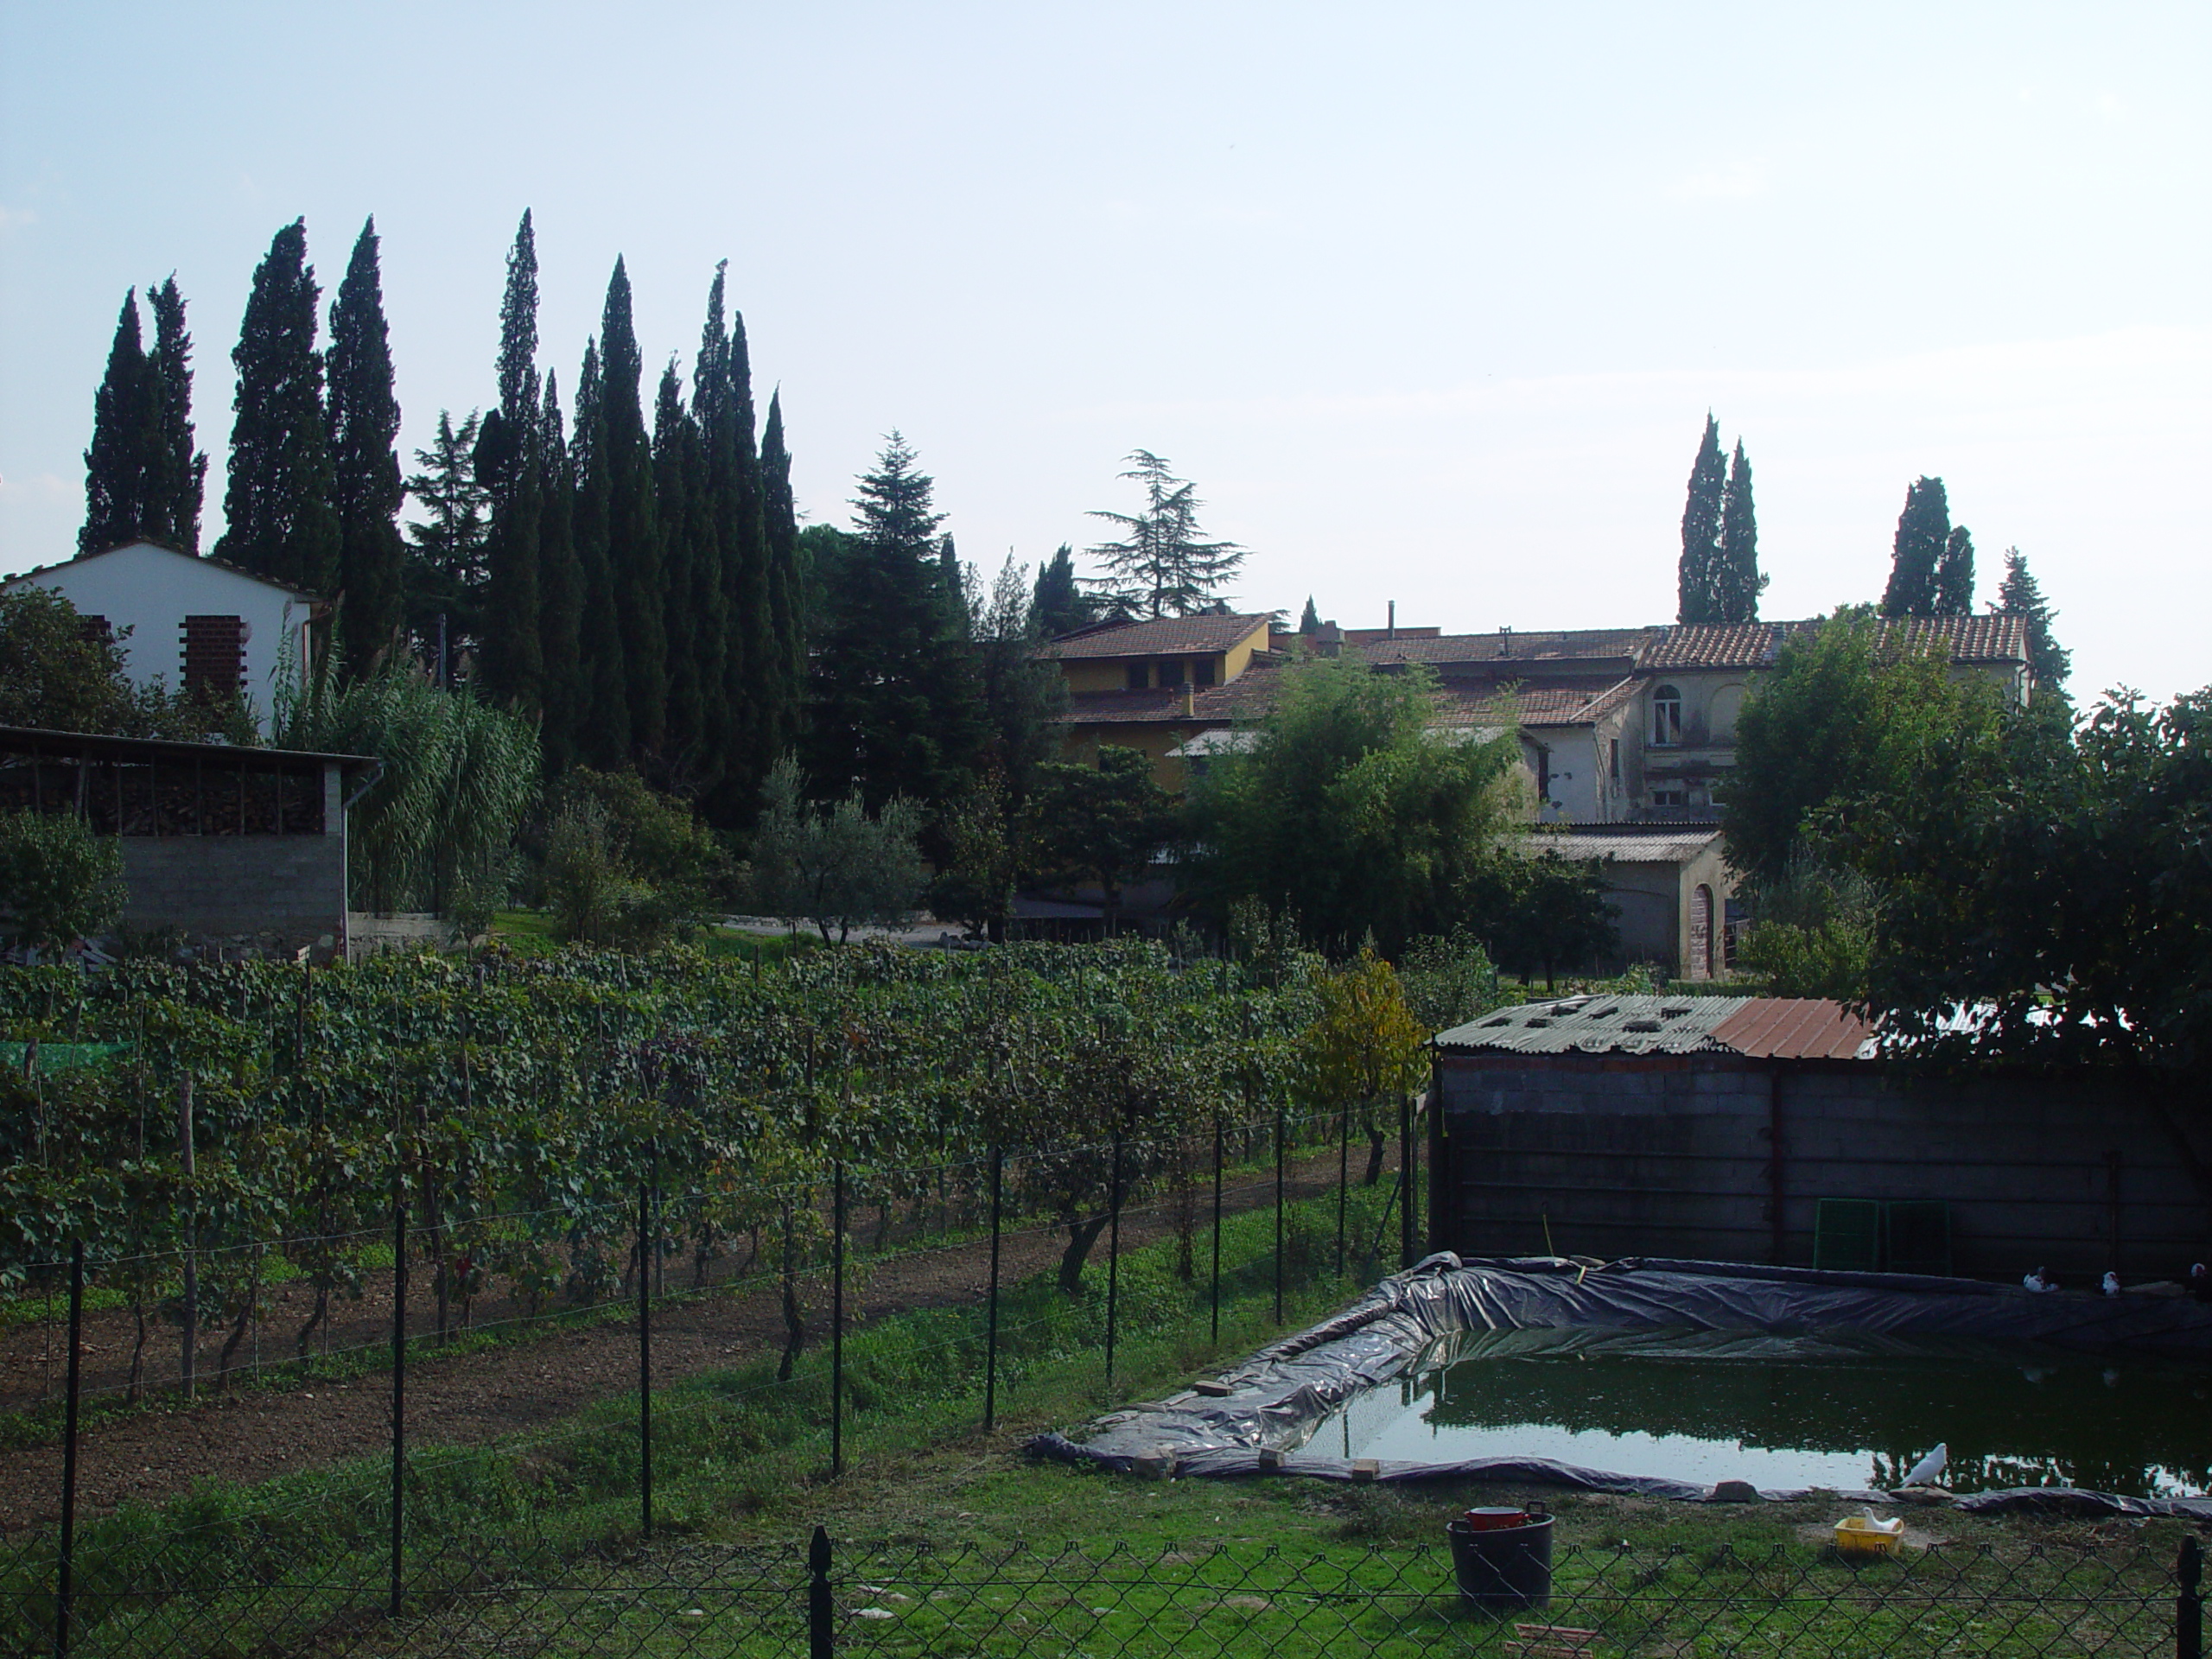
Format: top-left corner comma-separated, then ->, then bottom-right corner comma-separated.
215,219 -> 340,596
544,766 -> 734,944
1184,657 -> 1520,955
1025,745 -> 1177,934
478,213 -> 543,715
1397,926 -> 1503,1033
1294,948 -> 1429,1185
0,810 -> 126,954
1881,476 -> 1950,617
748,753 -> 926,943
1996,547 -> 2069,696
403,410 -> 491,675
1029,544 -> 1092,637
1470,849 -> 1618,989
1934,524 -> 1975,616
1725,607 -> 2005,887
596,258 -> 667,758
932,768 -> 1021,942
326,218 -> 407,671
145,276 -> 207,555
0,587 -> 134,734
1085,450 -> 1244,618
1732,847 -> 1878,999
804,433 -> 985,811
1677,414 -> 1726,624
80,290 -> 161,554
1713,438 -> 1765,623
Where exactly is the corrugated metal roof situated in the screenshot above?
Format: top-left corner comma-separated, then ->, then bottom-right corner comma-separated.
1522,830 -> 1721,864
1438,994 -> 1878,1060
1437,995 -> 1751,1055
1710,997 -> 1877,1059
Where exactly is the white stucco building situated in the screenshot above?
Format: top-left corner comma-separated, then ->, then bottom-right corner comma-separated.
2,541 -> 321,735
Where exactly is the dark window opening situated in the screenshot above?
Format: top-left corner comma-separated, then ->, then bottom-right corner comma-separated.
1192,657 -> 1216,688
1158,658 -> 1187,686
1125,662 -> 1148,690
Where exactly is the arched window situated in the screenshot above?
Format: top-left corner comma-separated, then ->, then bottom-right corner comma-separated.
1689,883 -> 1714,980
1649,684 -> 1682,747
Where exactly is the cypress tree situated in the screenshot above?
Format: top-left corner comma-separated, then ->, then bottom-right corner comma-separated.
1995,547 -> 2069,695
1881,476 -> 1949,617
722,308 -> 775,792
79,290 -> 160,554
1030,544 -> 1089,636
145,276 -> 207,554
652,359 -> 709,781
759,389 -> 805,767
535,372 -> 583,773
215,219 -> 340,596
325,217 -> 407,671
688,265 -> 741,810
1933,524 -> 1975,616
480,212 -> 543,712
1713,439 -> 1765,624
1298,594 -> 1321,634
569,339 -> 629,766
1676,414 -> 1726,624
597,258 -> 666,758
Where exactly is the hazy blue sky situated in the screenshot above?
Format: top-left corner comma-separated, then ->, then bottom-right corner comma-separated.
3,3 -> 2205,700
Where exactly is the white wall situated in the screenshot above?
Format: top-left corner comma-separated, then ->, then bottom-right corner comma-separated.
5,543 -> 312,734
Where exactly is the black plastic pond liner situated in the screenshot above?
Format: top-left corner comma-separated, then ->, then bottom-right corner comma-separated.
1029,1253 -> 2212,1513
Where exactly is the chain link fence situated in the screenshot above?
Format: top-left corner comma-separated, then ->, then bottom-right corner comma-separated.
3,1523 -> 2203,1657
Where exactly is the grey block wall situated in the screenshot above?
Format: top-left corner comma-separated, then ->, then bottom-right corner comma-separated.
1436,1053 -> 2211,1281
120,835 -> 346,955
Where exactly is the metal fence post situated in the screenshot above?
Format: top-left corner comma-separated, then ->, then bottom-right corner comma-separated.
1336,1105 -> 1349,1281
1209,1113 -> 1224,1343
1399,1091 -> 1415,1270
53,1239 -> 82,1659
389,1186 -> 406,1620
178,1077 -> 195,1402
2180,1535 -> 2203,1659
1104,1130 -> 1124,1388
809,1524 -> 834,1659
830,1162 -> 845,1478
1274,1103 -> 1285,1324
639,1173 -> 652,1539
983,1146 -> 1003,1432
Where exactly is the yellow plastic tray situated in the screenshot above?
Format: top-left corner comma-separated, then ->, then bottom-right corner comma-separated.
1833,1516 -> 1904,1558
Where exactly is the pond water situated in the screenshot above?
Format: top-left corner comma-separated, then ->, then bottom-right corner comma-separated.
1297,1327 -> 2212,1497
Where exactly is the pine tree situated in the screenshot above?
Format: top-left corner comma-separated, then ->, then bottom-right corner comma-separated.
1029,544 -> 1090,637
1298,595 -> 1322,634
325,217 -> 407,671
1881,476 -> 1949,618
480,212 -> 543,712
1995,547 -> 2069,694
1933,524 -> 1975,616
79,290 -> 160,554
535,372 -> 583,772
1085,450 -> 1243,617
215,219 -> 340,597
1713,439 -> 1766,624
403,410 -> 490,673
760,388 -> 804,766
1676,414 -> 1726,624
805,432 -> 983,810
569,340 -> 628,766
145,276 -> 207,554
597,257 -> 666,758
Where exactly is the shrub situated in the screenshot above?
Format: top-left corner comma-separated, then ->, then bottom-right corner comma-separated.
0,810 -> 127,953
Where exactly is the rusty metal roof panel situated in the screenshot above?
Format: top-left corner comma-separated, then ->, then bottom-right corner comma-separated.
1708,998 -> 1878,1059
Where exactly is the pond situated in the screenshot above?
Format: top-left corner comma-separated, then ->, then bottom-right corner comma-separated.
1297,1326 -> 2212,1498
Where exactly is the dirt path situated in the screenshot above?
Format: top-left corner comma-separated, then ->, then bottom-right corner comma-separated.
1,1146 -> 1406,1531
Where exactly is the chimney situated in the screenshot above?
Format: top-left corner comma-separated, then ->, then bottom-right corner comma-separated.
1315,621 -> 1343,659
1387,601 -> 1396,640
1500,625 -> 1513,659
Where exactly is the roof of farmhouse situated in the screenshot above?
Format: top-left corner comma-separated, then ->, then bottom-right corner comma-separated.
1040,613 -> 1271,659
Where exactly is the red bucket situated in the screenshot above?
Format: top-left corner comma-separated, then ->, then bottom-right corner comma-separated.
1462,1507 -> 1530,1532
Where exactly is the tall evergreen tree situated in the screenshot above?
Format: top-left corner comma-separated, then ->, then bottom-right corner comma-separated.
760,388 -> 804,765
480,211 -> 543,712
215,219 -> 340,597
1881,475 -> 1950,618
569,339 -> 628,766
1298,595 -> 1322,634
325,217 -> 407,671
596,257 -> 666,758
79,290 -> 160,554
1029,543 -> 1090,636
536,372 -> 583,773
1676,414 -> 1726,624
804,432 -> 984,810
1713,438 -> 1766,624
402,410 -> 491,675
1996,547 -> 2069,695
652,359 -> 711,782
145,276 -> 207,554
1084,450 -> 1243,617
688,265 -> 746,813
1933,524 -> 1975,616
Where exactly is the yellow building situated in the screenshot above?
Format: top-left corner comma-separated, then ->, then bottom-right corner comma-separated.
1039,613 -> 1281,787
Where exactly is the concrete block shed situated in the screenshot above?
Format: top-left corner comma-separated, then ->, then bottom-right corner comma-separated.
1428,995 -> 2212,1283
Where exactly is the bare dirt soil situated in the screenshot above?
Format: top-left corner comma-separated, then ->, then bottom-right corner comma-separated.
1,1147 -> 1396,1531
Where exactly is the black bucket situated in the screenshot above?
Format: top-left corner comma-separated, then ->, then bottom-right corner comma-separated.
1446,1510 -> 1554,1615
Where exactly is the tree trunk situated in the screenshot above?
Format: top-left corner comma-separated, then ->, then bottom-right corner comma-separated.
127,1301 -> 146,1402
1364,1123 -> 1387,1187
1058,1211 -> 1110,1296
297,1283 -> 328,1360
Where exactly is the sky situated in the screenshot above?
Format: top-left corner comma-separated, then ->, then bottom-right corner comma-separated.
3,3 -> 2206,702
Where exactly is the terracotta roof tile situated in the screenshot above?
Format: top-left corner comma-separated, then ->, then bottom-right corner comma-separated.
1040,613 -> 1273,660
1354,628 -> 1658,668
1431,676 -> 1643,728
